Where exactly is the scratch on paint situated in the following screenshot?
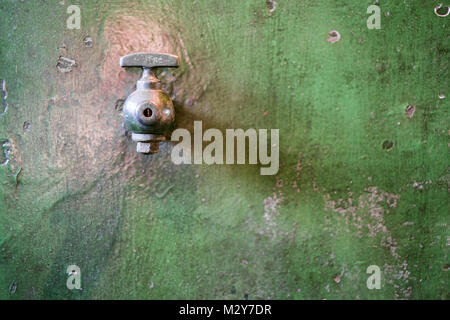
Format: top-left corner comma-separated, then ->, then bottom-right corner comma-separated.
156,184 -> 174,199
178,37 -> 193,70
13,167 -> 22,187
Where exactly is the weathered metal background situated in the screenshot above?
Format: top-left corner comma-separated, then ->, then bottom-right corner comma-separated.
0,0 -> 448,299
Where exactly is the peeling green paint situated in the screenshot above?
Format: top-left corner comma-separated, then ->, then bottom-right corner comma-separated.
0,0 -> 448,299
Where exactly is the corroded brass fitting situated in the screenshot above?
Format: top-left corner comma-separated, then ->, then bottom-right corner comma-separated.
120,53 -> 179,153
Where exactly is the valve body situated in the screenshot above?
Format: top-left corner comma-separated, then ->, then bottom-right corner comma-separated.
120,53 -> 179,153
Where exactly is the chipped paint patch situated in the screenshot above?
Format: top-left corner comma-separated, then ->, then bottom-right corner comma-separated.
384,261 -> 412,299
83,36 -> 93,48
1,139 -> 12,166
263,193 -> 282,239
412,180 -> 432,191
325,187 -> 400,252
56,56 -> 77,73
327,30 -> 341,43
266,0 -> 277,14
324,187 -> 416,299
405,105 -> 415,119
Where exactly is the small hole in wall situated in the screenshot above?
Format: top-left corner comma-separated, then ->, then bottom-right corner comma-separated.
266,0 -> 276,13
23,121 -> 31,131
327,30 -> 341,43
382,140 -> 394,151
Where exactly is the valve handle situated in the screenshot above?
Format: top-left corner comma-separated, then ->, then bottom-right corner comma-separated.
120,52 -> 179,69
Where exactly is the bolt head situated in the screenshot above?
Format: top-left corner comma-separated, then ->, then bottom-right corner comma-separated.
136,142 -> 151,153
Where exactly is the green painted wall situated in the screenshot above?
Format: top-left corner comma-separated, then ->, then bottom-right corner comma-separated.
0,0 -> 448,299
